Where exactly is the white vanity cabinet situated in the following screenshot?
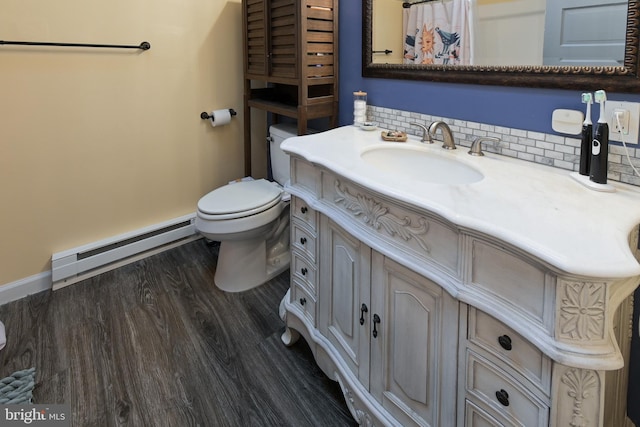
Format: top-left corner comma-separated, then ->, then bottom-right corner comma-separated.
280,151 -> 639,427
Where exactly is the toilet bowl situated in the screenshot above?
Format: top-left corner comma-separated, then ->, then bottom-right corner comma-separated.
195,124 -> 298,292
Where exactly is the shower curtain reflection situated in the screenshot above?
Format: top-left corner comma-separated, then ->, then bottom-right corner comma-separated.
403,0 -> 472,65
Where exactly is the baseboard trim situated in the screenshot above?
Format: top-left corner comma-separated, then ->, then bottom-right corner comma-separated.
0,271 -> 52,306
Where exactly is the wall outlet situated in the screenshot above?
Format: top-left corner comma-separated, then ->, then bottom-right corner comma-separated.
612,109 -> 630,134
604,101 -> 640,144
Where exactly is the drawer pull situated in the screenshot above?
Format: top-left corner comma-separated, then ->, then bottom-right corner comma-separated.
498,335 -> 513,351
299,297 -> 306,306
495,389 -> 510,407
300,237 -> 307,245
301,268 -> 308,276
359,303 -> 368,325
372,314 -> 381,338
300,206 -> 308,214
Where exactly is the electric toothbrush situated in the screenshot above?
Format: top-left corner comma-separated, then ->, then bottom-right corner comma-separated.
590,90 -> 609,184
579,93 -> 592,176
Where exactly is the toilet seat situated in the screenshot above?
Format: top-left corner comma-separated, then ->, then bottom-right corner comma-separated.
197,179 -> 283,220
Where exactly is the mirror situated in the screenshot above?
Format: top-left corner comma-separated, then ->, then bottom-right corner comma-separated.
363,0 -> 640,92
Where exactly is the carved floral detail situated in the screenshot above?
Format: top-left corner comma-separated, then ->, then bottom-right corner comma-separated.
334,180 -> 431,253
559,281 -> 606,341
561,368 -> 599,427
341,382 -> 373,426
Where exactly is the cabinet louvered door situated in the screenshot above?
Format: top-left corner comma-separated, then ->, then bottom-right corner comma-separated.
244,0 -> 268,77
304,0 -> 336,83
269,0 -> 297,80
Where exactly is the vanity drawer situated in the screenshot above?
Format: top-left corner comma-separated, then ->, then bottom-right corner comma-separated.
292,196 -> 317,231
466,350 -> 549,427
292,221 -> 317,262
467,308 -> 551,395
292,279 -> 316,326
464,399 -> 506,427
469,239 -> 552,330
291,251 -> 316,293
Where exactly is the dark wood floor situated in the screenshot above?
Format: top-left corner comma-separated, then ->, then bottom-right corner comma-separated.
0,239 -> 356,427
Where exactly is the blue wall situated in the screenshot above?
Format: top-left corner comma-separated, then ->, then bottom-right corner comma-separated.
338,2 -> 640,134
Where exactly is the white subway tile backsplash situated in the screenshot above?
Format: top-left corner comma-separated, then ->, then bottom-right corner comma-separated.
565,138 -> 582,148
528,131 -> 546,140
545,150 -> 564,160
368,105 -> 640,187
554,145 -> 575,155
517,152 -> 536,162
527,146 -> 545,156
535,141 -> 555,150
545,134 -> 565,144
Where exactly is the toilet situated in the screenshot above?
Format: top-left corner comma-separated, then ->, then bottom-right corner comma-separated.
195,124 -> 297,292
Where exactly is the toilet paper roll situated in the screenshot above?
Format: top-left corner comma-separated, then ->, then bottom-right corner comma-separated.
209,109 -> 232,127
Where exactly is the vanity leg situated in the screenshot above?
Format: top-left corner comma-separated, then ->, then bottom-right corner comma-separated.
281,327 -> 300,346
279,290 -> 300,346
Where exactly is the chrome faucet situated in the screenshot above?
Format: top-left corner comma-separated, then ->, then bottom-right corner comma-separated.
429,121 -> 456,150
468,136 -> 500,156
410,122 -> 433,143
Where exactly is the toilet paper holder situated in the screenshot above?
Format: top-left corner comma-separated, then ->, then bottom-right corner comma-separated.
200,109 -> 237,121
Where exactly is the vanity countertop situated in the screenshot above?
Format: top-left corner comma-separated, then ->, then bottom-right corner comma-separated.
282,125 -> 640,279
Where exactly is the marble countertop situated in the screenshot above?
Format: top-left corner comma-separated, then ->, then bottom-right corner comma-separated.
282,125 -> 640,279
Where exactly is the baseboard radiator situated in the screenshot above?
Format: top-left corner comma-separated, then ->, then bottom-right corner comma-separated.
51,213 -> 199,290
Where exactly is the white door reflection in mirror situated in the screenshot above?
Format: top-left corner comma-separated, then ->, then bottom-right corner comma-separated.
543,0 -> 626,66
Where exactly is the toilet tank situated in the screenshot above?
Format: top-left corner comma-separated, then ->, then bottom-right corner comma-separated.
269,124 -> 309,185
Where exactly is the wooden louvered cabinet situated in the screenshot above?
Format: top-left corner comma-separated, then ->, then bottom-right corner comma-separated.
242,0 -> 338,173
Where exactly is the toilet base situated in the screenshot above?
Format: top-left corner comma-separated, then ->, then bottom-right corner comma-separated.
214,238 -> 290,292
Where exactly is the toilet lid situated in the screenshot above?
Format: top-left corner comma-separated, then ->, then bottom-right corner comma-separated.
197,179 -> 283,216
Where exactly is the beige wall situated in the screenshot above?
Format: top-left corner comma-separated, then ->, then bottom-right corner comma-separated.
372,0 -> 403,65
0,0 -> 267,287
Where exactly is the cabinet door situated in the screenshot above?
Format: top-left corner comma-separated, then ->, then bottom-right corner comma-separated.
244,0 -> 297,79
244,0 -> 268,77
370,254 -> 459,427
319,217 -> 371,388
268,0 -> 297,79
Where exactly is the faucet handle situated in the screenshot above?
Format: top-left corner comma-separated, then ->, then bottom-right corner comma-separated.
410,122 -> 433,143
468,136 -> 500,156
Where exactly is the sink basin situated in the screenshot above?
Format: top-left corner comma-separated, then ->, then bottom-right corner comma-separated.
361,146 -> 484,185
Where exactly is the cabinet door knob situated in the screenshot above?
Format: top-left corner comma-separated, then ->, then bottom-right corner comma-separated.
495,389 -> 510,407
359,303 -> 368,325
300,206 -> 308,214
299,297 -> 306,306
372,314 -> 381,338
301,267 -> 308,276
498,335 -> 512,351
300,237 -> 307,245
